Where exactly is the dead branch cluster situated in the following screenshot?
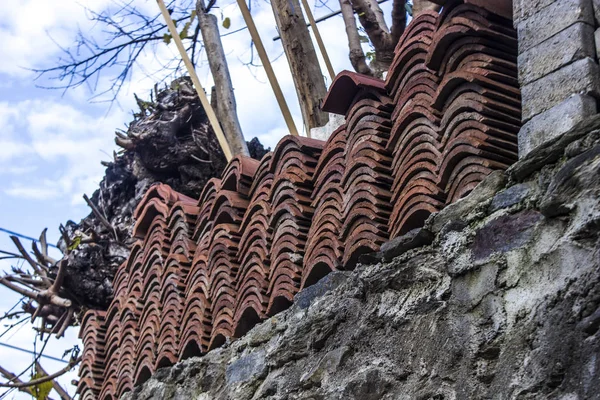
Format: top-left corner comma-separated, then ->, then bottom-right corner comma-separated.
0,231 -> 74,339
114,78 -> 198,150
0,222 -> 111,397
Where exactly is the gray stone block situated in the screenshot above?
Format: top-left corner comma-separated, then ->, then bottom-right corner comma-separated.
513,0 -> 557,25
431,171 -> 507,234
226,349 -> 266,384
490,182 -> 534,212
593,0 -> 600,25
522,57 -> 600,121
595,27 -> 600,58
294,271 -> 349,309
519,22 -> 596,85
517,0 -> 594,52
379,227 -> 434,262
518,94 -> 597,158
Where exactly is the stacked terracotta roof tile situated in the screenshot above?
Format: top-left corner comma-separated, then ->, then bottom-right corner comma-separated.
78,1 -> 519,398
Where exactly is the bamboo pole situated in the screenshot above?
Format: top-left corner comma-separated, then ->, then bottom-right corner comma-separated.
299,0 -> 335,82
156,0 -> 234,161
235,0 -> 300,136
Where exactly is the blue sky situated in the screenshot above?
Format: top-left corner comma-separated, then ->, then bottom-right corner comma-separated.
0,0 -> 386,397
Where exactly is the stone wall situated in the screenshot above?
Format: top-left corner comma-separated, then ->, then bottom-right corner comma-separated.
515,0 -> 600,157
122,115 -> 600,400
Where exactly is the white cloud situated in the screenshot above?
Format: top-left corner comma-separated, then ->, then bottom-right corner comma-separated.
0,140 -> 33,162
0,99 -> 124,203
0,165 -> 38,175
0,0 -> 121,77
4,185 -> 61,200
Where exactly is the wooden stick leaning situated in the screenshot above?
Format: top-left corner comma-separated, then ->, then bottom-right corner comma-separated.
156,0 -> 234,161
235,0 -> 300,136
299,0 -> 335,82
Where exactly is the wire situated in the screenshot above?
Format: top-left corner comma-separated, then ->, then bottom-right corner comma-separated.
221,25 -> 248,37
0,227 -> 59,249
0,342 -> 69,364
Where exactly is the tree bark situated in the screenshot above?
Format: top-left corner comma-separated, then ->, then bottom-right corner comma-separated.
369,0 -> 389,33
340,0 -> 433,78
270,0 -> 329,130
412,0 -> 441,16
340,0 -> 373,76
196,0 -> 249,156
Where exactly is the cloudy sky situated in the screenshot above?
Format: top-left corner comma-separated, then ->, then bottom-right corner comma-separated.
0,0 -> 390,397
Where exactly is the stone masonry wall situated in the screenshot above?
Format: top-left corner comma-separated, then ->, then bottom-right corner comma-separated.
515,0 -> 600,157
122,114 -> 600,400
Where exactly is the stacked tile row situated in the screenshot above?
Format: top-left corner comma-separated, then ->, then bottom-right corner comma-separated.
384,2 -> 519,237
78,1 -> 519,398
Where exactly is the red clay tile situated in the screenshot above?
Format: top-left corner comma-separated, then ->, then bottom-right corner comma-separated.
79,3 -> 522,398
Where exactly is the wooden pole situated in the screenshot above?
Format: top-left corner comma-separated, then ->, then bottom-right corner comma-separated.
235,0 -> 300,136
299,0 -> 335,82
156,0 -> 234,161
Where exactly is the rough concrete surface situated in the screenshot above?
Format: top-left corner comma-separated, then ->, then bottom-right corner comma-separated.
123,117 -> 600,400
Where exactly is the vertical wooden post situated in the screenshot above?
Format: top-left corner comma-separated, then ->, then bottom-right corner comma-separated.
236,0 -> 300,136
156,0 -> 234,161
299,0 -> 336,82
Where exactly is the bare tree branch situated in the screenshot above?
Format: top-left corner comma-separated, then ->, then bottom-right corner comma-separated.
83,194 -> 118,241
35,362 -> 73,400
31,0 -> 197,102
369,0 -> 389,33
340,0 -> 373,75
0,357 -> 81,389
0,278 -> 72,309
390,0 -> 408,41
9,236 -> 48,282
0,367 -> 34,397
352,0 -> 389,49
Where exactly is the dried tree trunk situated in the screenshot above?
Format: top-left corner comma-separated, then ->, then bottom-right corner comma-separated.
369,0 -> 389,32
340,0 -> 372,76
340,0 -> 440,78
412,0 -> 441,16
270,0 -> 329,130
196,0 -> 249,156
350,0 -> 403,76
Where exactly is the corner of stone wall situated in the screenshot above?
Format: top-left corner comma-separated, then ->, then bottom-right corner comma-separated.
515,0 -> 600,158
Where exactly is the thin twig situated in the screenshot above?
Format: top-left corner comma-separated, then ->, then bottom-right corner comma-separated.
9,237 -> 47,280
83,194 -> 119,241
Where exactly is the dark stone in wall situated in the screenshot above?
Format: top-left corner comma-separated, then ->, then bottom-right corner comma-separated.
471,210 -> 543,260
